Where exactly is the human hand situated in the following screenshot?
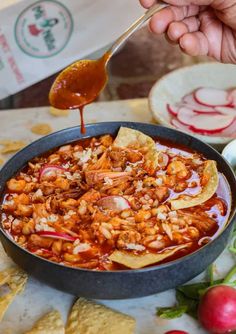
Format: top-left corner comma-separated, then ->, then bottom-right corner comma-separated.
140,0 -> 236,63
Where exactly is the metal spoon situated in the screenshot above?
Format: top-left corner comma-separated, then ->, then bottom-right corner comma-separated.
49,1 -> 168,110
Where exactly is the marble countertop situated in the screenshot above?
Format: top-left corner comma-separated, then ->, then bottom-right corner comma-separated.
0,99 -> 234,334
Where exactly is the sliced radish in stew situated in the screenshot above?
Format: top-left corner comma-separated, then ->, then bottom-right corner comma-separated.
37,231 -> 76,241
158,153 -> 169,167
39,164 -> 67,180
190,114 -> 235,134
98,196 -> 130,211
214,106 -> 236,117
194,87 -> 232,107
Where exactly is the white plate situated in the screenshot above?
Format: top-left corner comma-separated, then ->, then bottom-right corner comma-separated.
222,139 -> 236,170
149,62 -> 236,151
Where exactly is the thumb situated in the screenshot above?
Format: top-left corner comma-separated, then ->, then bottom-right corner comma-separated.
139,0 -> 155,8
140,0 -> 213,8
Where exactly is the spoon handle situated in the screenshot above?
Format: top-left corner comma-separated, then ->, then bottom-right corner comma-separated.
108,1 -> 169,57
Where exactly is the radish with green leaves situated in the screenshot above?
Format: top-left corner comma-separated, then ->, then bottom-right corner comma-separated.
198,285 -> 236,334
157,265 -> 236,334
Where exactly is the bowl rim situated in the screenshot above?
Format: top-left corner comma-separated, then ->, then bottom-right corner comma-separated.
149,62 -> 236,145
222,139 -> 236,160
0,121 -> 236,274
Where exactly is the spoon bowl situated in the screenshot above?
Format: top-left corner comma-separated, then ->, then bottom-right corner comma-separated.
49,2 -> 168,113
49,53 -> 110,110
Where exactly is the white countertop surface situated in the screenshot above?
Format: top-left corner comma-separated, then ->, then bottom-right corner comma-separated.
0,99 -> 234,334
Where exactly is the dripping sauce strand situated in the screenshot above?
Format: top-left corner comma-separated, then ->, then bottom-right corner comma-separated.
49,52 -> 111,134
79,107 -> 85,134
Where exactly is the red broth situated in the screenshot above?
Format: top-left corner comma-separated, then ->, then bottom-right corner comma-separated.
1,135 -> 231,271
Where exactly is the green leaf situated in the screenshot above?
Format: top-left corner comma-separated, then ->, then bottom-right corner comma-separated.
208,264 -> 214,286
176,290 -> 198,319
156,305 -> 188,319
177,279 -> 222,300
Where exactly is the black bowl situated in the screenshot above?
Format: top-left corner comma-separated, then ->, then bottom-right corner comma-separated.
0,122 -> 235,299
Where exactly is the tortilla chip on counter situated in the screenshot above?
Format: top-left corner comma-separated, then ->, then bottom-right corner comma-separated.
0,267 -> 17,285
66,298 -> 136,334
0,267 -> 28,321
170,160 -> 219,210
0,140 -> 27,154
24,310 -> 64,334
49,107 -> 69,117
109,244 -> 191,269
30,123 -> 52,135
113,127 -> 160,171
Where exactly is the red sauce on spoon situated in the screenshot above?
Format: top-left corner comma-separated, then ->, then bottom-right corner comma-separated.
49,52 -> 110,133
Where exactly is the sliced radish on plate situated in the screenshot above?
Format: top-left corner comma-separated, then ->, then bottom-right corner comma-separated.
177,107 -> 196,126
219,118 -> 236,137
171,119 -> 190,132
167,104 -> 179,117
190,114 -> 235,134
215,106 -> 236,117
37,231 -> 76,241
228,89 -> 236,107
194,87 -> 231,107
98,196 -> 130,211
182,93 -> 216,113
182,93 -> 196,105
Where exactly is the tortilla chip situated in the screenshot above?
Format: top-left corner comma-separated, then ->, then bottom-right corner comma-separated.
170,160 -> 219,210
109,244 -> 190,269
3,329 -> 13,334
24,310 -> 65,334
31,123 -> 52,135
66,298 -> 135,334
0,268 -> 16,285
0,267 -> 28,321
0,157 -> 4,165
113,127 -> 160,171
49,107 -> 69,117
0,140 -> 26,154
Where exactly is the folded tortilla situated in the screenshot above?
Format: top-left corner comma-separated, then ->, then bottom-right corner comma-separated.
109,244 -> 190,269
170,160 -> 219,210
113,127 -> 160,171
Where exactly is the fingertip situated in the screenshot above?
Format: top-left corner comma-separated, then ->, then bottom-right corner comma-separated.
149,9 -> 173,34
180,32 -> 209,57
167,22 -> 188,42
149,15 -> 165,34
179,34 -> 199,56
140,0 -> 155,8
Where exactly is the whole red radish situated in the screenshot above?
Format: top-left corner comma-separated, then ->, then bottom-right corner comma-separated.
198,285 -> 236,334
